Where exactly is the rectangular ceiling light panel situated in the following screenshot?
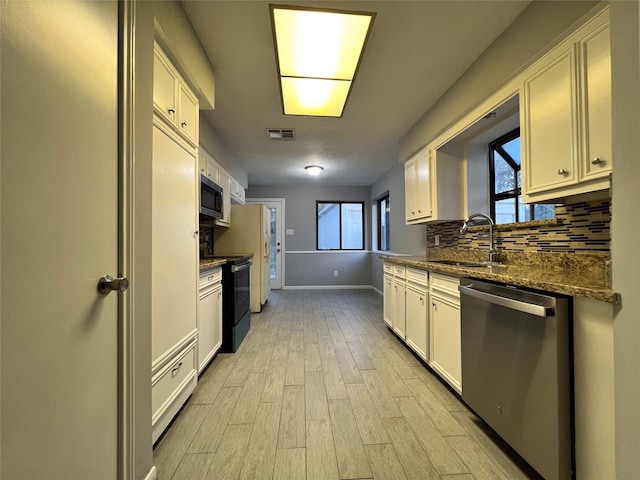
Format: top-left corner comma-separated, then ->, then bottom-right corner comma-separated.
270,5 -> 375,117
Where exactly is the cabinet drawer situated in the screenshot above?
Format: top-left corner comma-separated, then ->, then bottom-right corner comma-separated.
152,343 -> 197,418
199,267 -> 222,289
383,262 -> 393,274
393,265 -> 406,278
406,267 -> 429,286
430,272 -> 460,297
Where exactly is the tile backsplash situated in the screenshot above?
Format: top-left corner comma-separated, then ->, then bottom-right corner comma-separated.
427,200 -> 611,253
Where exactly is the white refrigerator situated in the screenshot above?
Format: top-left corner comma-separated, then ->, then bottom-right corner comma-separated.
214,204 -> 271,312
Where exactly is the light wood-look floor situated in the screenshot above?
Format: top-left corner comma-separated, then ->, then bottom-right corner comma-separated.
154,289 -> 540,480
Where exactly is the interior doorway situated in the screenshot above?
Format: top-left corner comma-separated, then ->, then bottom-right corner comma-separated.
247,198 -> 285,290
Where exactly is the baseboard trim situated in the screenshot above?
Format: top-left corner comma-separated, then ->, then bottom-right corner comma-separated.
283,284 -> 374,291
371,286 -> 383,296
144,465 -> 157,480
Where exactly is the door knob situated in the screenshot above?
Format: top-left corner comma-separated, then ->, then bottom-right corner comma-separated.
591,157 -> 603,165
98,275 -> 129,295
557,168 -> 567,175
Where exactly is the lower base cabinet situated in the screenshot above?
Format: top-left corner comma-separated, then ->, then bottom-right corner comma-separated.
151,340 -> 198,443
429,273 -> 462,393
197,268 -> 223,373
383,273 -> 393,328
405,268 -> 429,361
393,276 -> 406,338
382,263 -> 461,392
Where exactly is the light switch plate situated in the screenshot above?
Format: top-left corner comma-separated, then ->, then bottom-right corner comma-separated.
286,229 -> 294,235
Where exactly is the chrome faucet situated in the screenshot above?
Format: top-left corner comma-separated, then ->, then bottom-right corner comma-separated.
459,213 -> 499,264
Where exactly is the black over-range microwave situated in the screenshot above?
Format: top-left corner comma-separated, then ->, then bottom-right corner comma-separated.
200,174 -> 223,221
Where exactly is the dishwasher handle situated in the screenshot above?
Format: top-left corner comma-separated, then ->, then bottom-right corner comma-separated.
458,284 -> 553,317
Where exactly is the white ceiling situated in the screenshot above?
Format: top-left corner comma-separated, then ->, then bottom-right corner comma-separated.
183,1 -> 530,186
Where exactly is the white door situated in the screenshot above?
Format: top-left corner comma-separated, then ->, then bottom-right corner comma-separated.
1,2 -> 120,477
248,199 -> 285,290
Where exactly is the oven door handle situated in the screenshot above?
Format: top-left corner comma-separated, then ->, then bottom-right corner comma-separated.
458,284 -> 552,317
231,262 -> 251,273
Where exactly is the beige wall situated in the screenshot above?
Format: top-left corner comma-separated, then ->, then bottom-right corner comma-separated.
400,1 -> 598,161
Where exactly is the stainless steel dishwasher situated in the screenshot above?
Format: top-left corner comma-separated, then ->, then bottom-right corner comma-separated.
459,279 -> 572,480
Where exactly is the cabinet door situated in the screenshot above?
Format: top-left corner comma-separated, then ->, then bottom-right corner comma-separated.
178,83 -> 198,145
153,46 -> 177,126
415,152 -> 432,219
406,285 -> 428,360
217,168 -> 232,226
197,286 -> 216,372
383,274 -> 393,327
429,294 -> 461,393
152,125 -> 198,362
404,159 -> 417,221
206,160 -> 218,183
198,151 -> 208,178
522,45 -> 579,196
213,284 -> 222,354
580,23 -> 612,181
393,279 -> 406,339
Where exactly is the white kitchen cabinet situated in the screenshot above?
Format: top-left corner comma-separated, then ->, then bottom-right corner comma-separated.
405,146 -> 462,224
231,177 -> 246,204
383,264 -> 393,328
151,340 -> 197,443
429,273 -> 461,393
197,268 -> 223,373
392,266 -> 406,339
153,44 -> 178,128
521,8 -> 611,203
151,121 -> 199,442
405,268 -> 429,361
217,167 -> 232,227
383,262 -> 407,338
153,42 -> 199,147
404,148 -> 430,222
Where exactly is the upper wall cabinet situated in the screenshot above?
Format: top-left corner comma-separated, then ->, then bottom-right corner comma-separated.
405,148 -> 431,222
521,8 -> 611,203
153,42 -> 199,147
405,146 -> 463,224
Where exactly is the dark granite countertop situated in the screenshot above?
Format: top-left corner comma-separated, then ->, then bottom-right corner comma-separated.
380,252 -> 619,304
199,258 -> 227,273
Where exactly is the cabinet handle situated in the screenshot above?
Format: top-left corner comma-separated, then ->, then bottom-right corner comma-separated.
418,210 -> 421,213
171,362 -> 183,374
557,168 -> 567,175
591,157 -> 602,165
168,108 -> 175,114
182,122 -> 187,127
411,211 -> 415,215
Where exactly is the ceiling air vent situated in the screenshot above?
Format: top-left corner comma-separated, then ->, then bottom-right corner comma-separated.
267,128 -> 295,141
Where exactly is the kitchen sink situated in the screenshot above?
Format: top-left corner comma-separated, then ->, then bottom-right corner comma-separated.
428,259 -> 503,268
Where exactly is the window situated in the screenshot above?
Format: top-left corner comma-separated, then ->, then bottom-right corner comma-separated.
317,202 -> 364,250
489,129 -> 554,224
377,194 -> 390,251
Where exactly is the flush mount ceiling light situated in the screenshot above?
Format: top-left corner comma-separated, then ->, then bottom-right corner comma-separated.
305,165 -> 324,176
270,5 -> 376,117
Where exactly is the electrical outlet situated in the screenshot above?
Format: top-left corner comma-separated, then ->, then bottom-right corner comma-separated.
333,270 -> 338,277
434,234 -> 440,246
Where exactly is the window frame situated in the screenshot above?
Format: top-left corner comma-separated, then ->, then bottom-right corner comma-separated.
316,201 -> 365,251
377,194 -> 390,252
